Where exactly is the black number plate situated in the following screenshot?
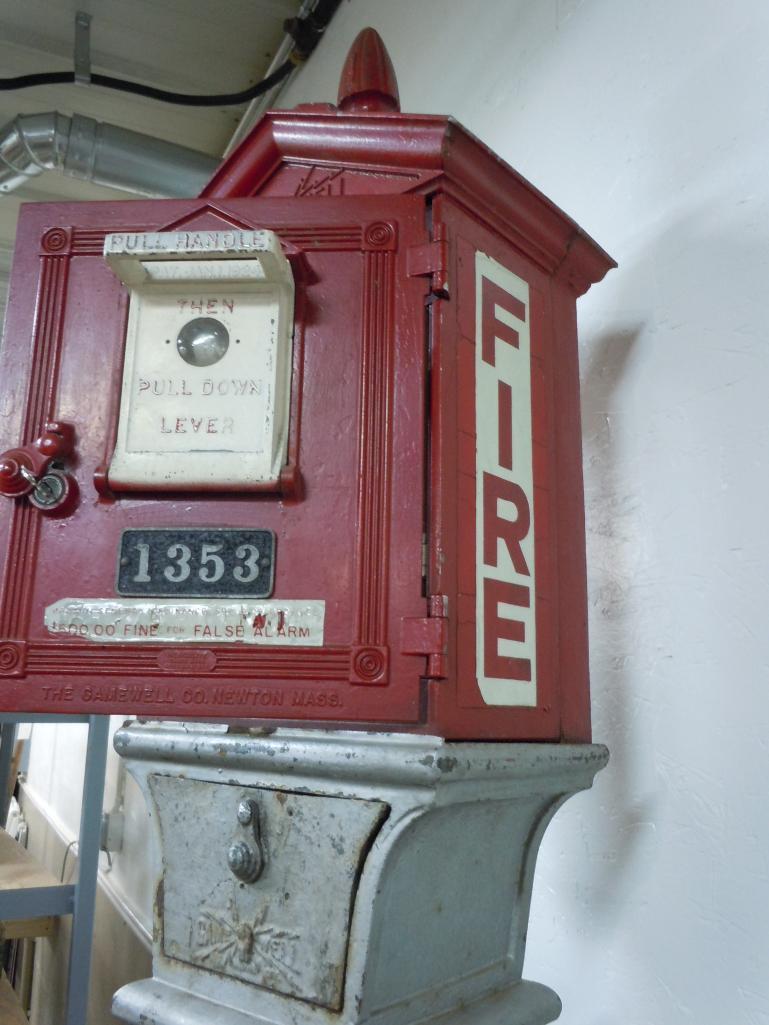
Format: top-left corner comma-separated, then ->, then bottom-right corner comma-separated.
117,529 -> 275,598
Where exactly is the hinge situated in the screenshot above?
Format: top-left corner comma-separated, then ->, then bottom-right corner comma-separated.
406,223 -> 449,297
400,595 -> 448,679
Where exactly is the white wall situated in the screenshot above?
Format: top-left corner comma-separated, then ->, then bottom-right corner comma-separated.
277,1 -> 769,1021
22,1 -> 769,1021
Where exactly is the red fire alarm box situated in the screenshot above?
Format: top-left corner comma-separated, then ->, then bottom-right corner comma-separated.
0,31 -> 614,740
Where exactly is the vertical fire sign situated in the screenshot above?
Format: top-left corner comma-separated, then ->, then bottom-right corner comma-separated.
475,252 -> 536,707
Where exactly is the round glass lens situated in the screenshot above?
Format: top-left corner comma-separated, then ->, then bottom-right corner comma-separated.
176,317 -> 229,367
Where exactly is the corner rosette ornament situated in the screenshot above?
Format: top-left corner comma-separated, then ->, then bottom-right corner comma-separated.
41,227 -> 70,253
350,645 -> 388,685
0,642 -> 25,676
363,221 -> 396,249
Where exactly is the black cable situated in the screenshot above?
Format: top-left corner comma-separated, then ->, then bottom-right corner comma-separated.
0,71 -> 75,90
0,60 -> 294,107
0,0 -> 345,107
60,838 -> 78,882
0,1 -> 344,107
92,60 -> 294,106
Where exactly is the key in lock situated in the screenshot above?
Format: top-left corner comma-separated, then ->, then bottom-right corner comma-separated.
29,468 -> 73,511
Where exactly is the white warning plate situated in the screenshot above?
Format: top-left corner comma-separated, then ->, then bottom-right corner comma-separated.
45,599 -> 325,646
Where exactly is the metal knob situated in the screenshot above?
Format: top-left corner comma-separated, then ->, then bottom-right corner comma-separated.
237,799 -> 255,825
227,841 -> 263,883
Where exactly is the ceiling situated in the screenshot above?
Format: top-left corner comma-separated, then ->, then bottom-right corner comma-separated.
0,0 -> 305,308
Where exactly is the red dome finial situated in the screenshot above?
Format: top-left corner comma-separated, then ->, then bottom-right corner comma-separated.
337,28 -> 400,114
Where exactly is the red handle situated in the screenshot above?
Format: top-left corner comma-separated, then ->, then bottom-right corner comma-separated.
0,422 -> 75,498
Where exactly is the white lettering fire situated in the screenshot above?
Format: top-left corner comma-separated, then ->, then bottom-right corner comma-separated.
475,252 -> 536,706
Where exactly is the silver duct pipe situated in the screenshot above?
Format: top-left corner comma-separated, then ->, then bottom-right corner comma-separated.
0,112 -> 220,198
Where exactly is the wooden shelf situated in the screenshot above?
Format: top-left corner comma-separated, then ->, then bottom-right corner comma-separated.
0,916 -> 55,941
0,971 -> 27,1025
0,831 -> 63,894
0,830 -> 66,938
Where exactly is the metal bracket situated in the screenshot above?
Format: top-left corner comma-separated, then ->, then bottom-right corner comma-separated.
227,798 -> 265,883
100,810 -> 125,853
74,11 -> 92,86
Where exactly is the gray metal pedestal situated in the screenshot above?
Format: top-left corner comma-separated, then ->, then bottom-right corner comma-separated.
112,724 -> 607,1025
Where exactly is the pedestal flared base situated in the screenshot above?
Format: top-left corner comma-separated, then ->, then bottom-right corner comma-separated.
114,977 -> 562,1025
112,725 -> 607,1025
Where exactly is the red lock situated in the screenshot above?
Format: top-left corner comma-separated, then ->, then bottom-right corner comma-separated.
0,422 -> 77,513
0,31 -> 614,738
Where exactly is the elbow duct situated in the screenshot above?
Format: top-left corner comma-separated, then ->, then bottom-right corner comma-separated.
0,112 -> 219,198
